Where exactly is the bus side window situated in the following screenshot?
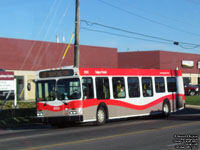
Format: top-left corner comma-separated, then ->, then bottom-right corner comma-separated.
96,77 -> 110,99
155,77 -> 165,93
82,77 -> 94,99
142,77 -> 153,97
167,77 -> 177,92
128,77 -> 140,98
112,77 -> 126,98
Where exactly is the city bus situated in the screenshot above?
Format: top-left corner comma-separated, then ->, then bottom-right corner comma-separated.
35,66 -> 185,126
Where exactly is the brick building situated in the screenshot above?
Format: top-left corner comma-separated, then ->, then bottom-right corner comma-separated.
118,50 -> 200,84
1,37 -> 200,100
0,37 -> 117,100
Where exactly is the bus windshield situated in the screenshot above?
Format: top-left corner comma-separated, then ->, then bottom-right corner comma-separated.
57,78 -> 81,100
36,78 -> 81,101
36,80 -> 56,101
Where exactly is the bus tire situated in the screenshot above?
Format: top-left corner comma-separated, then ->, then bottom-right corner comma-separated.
162,100 -> 170,117
96,107 -> 106,126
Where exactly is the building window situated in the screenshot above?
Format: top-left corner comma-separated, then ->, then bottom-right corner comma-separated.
198,77 -> 200,85
16,76 -> 24,100
142,77 -> 153,97
128,77 -> 140,98
112,77 -> 126,98
155,77 -> 165,93
96,77 -> 110,99
183,77 -> 191,85
167,77 -> 177,92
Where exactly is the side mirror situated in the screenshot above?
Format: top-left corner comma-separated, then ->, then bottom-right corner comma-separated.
27,83 -> 31,91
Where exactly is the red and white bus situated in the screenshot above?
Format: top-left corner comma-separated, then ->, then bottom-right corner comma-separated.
35,66 -> 185,125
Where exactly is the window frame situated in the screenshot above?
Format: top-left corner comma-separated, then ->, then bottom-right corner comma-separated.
82,77 -> 94,99
142,77 -> 154,97
112,77 -> 126,99
127,77 -> 140,98
95,77 -> 110,100
155,77 -> 165,93
167,77 -> 177,92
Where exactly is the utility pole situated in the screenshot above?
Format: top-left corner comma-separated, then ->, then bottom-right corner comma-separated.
74,0 -> 80,68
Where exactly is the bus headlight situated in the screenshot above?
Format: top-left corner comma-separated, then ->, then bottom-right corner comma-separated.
37,111 -> 44,117
69,110 -> 78,115
69,108 -> 82,116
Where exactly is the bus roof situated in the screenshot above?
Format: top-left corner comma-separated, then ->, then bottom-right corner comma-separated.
35,66 -> 182,79
79,68 -> 182,76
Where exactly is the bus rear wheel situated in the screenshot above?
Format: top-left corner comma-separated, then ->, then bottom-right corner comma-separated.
162,101 -> 170,117
96,107 -> 106,125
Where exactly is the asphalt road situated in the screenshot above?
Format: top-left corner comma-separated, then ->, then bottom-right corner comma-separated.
0,107 -> 199,150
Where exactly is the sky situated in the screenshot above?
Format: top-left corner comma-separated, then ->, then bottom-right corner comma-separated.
0,0 -> 200,53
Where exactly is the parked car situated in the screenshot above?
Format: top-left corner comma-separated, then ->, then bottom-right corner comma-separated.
184,84 -> 200,96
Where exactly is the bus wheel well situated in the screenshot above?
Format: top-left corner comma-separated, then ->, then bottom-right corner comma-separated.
97,103 -> 108,120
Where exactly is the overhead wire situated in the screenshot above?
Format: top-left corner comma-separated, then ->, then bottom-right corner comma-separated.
185,0 -> 200,5
97,0 -> 200,37
20,0 -> 58,70
81,20 -> 200,49
114,0 -> 199,28
54,0 -> 74,34
34,0 -> 74,69
32,0 -> 63,70
81,20 -> 174,43
81,27 -> 172,45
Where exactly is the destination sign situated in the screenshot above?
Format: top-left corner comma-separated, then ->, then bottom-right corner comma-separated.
39,69 -> 74,78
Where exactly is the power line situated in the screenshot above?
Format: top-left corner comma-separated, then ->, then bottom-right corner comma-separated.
114,0 -> 198,28
97,0 -> 200,37
33,0 -> 63,70
81,20 -> 200,49
185,0 -> 200,5
81,27 -> 172,45
179,44 -> 200,49
20,0 -> 58,70
81,20 -> 174,43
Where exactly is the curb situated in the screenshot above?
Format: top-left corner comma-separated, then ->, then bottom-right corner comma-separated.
185,105 -> 200,109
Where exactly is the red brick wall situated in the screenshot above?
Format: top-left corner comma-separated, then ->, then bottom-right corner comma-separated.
80,45 -> 117,68
118,51 -> 160,69
118,50 -> 200,74
160,51 -> 200,73
0,38 -> 117,70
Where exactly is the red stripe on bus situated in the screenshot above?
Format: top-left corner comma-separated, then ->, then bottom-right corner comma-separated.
83,94 -> 185,110
37,101 -> 82,112
79,68 -> 182,76
37,94 -> 184,112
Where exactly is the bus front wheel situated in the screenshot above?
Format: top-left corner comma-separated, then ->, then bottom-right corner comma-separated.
96,107 -> 106,125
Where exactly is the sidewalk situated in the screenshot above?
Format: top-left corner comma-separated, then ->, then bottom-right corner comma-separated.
185,104 -> 200,109
0,124 -> 49,135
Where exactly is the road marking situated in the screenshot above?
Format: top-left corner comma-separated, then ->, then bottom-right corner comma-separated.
0,119 -> 154,143
22,121 -> 200,150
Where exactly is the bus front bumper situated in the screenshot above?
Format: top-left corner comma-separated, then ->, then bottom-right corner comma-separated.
37,115 -> 83,124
